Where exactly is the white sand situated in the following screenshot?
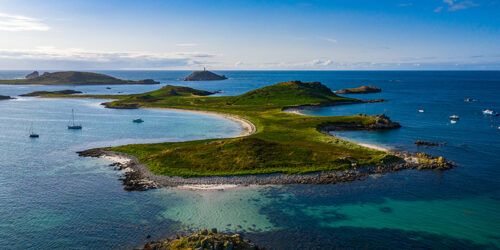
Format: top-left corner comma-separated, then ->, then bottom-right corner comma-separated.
101,155 -> 131,165
141,107 -> 256,137
176,184 -> 240,190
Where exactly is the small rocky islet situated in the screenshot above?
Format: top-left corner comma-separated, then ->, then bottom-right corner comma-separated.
184,70 -> 227,81
141,229 -> 261,250
335,85 -> 382,94
0,95 -> 14,100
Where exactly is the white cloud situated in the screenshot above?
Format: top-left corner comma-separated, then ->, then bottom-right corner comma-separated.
437,0 -> 479,12
176,43 -> 199,47
0,13 -> 49,31
0,47 -> 217,69
398,3 -> 413,7
323,37 -> 338,43
434,6 -> 444,12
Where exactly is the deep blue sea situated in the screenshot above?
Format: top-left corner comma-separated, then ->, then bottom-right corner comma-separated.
0,71 -> 499,249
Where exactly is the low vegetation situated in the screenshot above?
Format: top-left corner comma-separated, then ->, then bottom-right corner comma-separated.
335,85 -> 381,94
58,80 -> 400,177
0,71 -> 159,85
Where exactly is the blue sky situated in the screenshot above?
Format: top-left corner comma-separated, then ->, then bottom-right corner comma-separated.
0,0 -> 499,70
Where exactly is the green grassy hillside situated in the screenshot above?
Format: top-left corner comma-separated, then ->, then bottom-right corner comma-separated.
0,71 -> 159,85
47,80 -> 400,177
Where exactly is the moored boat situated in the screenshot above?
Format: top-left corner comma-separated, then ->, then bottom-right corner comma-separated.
68,109 -> 83,129
133,118 -> 144,123
482,109 -> 499,116
29,123 -> 39,138
449,115 -> 460,120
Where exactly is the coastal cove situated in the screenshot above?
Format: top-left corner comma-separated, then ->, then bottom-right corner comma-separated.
0,71 -> 499,249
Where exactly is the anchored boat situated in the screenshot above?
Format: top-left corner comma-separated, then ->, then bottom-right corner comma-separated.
482,109 -> 499,116
68,109 -> 82,129
449,115 -> 460,120
29,123 -> 39,138
133,118 -> 144,123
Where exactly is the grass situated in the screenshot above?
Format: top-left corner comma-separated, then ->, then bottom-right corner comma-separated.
49,80 -> 398,177
0,71 -> 158,85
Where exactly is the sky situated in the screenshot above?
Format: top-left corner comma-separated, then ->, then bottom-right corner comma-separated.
0,0 -> 499,70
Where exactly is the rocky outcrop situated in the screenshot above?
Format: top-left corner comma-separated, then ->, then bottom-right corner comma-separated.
335,85 -> 381,94
142,229 -> 262,250
0,95 -> 14,100
184,70 -> 227,81
317,114 -> 401,132
25,71 -> 39,79
414,140 -> 441,146
20,89 -> 83,96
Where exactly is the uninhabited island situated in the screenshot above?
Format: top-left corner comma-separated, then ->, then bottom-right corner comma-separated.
37,80 -> 456,191
0,95 -> 14,100
143,229 -> 261,250
335,85 -> 382,94
184,68 -> 227,81
20,89 -> 83,97
0,71 -> 160,85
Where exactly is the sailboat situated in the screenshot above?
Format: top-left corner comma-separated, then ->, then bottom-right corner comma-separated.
68,109 -> 82,130
29,123 -> 39,138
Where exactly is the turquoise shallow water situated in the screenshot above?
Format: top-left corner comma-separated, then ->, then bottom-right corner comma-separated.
0,71 -> 499,249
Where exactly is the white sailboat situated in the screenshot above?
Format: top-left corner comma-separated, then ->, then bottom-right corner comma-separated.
68,109 -> 82,130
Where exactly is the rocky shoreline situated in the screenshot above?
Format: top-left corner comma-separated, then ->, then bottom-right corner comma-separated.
77,138 -> 455,192
141,229 -> 261,250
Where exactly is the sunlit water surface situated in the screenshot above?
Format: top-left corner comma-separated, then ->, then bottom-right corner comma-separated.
0,71 -> 499,249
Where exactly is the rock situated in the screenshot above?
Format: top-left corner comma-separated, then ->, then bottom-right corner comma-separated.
335,85 -> 381,94
200,229 -> 208,235
0,95 -> 14,100
414,140 -> 440,146
210,228 -> 218,234
184,70 -> 227,81
25,71 -> 39,79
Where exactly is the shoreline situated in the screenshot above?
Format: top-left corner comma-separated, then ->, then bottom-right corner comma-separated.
140,107 -> 256,137
78,145 -> 454,191
76,103 -> 454,191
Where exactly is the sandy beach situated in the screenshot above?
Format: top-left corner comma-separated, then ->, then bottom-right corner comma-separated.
141,107 -> 256,137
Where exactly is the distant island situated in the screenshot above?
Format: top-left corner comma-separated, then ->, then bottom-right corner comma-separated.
0,71 -> 160,85
184,69 -> 227,81
20,89 -> 83,97
0,95 -> 14,100
335,85 -> 381,94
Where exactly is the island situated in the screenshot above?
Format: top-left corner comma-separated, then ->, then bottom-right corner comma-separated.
335,85 -> 381,94
0,71 -> 160,85
0,95 -> 14,100
56,80 -> 455,191
143,229 -> 261,250
184,69 -> 227,81
20,89 -> 83,97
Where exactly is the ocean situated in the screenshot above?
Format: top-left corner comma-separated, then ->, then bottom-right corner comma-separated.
0,70 -> 498,249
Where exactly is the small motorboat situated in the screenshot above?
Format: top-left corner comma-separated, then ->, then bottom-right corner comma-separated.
464,98 -> 474,102
450,120 -> 457,124
449,115 -> 460,120
133,118 -> 144,123
418,110 -> 424,113
482,109 -> 499,116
